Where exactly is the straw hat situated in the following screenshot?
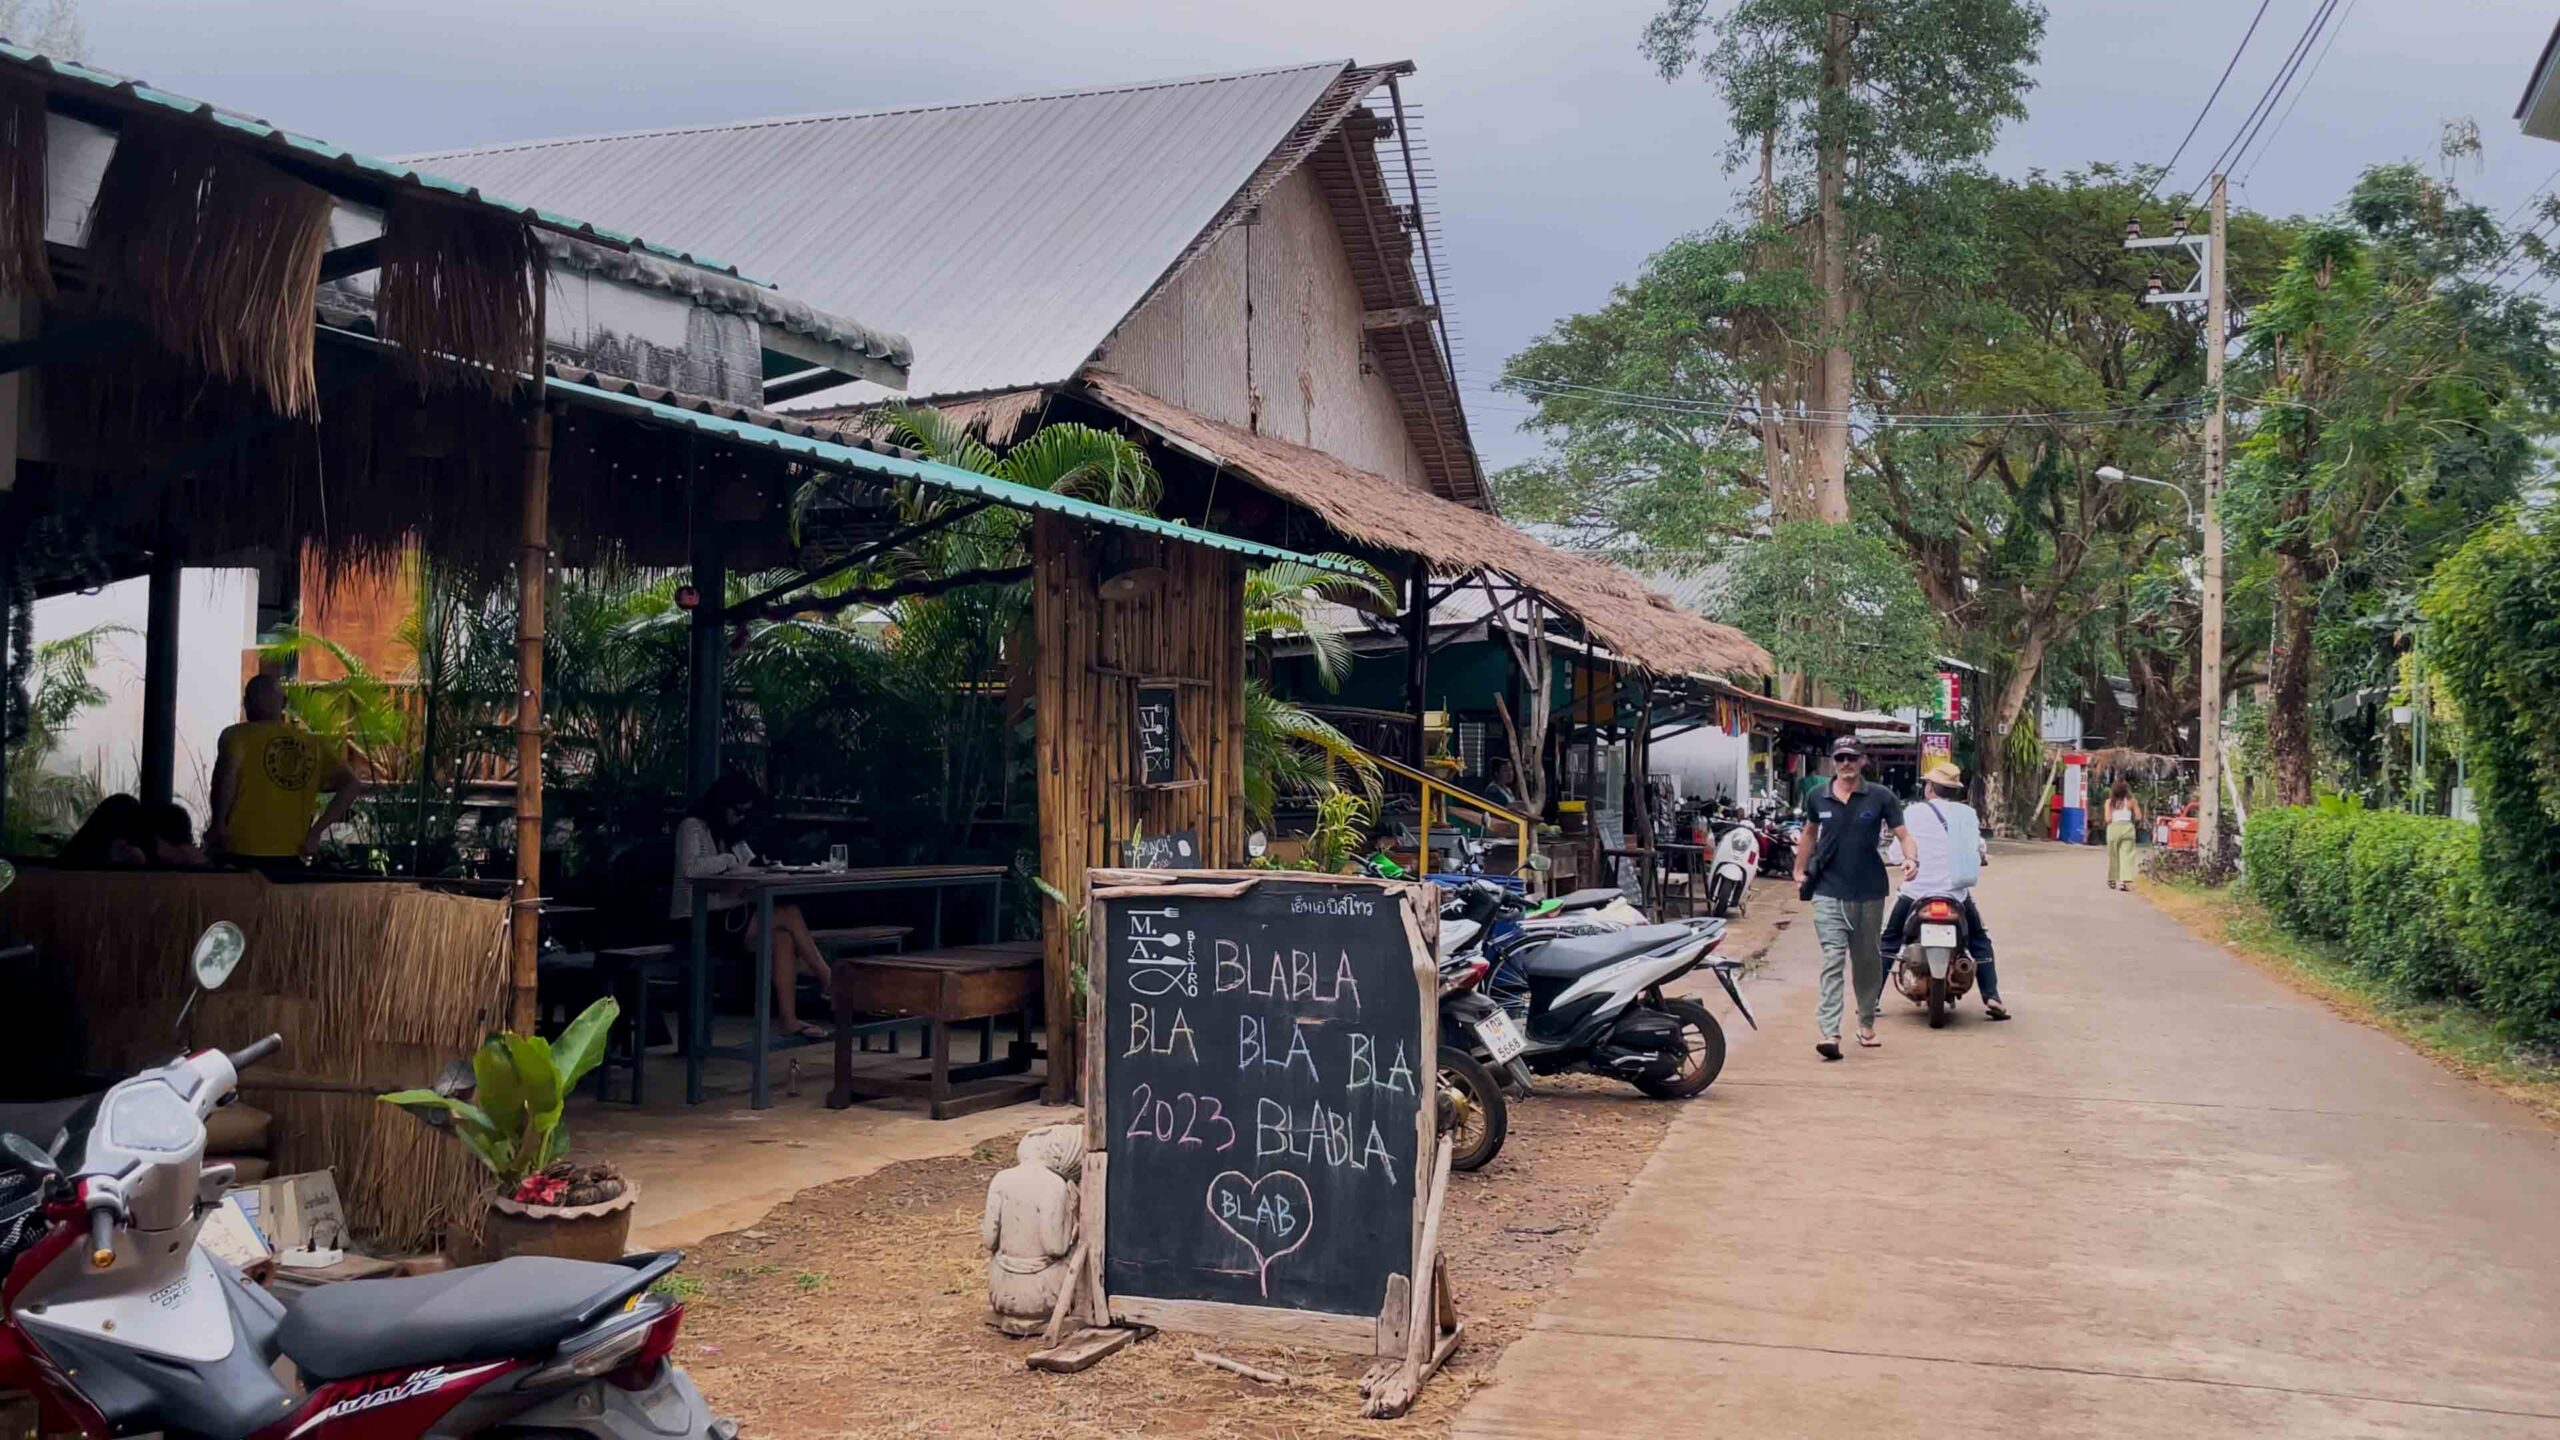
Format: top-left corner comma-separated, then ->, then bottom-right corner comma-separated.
1923,760 -> 1964,787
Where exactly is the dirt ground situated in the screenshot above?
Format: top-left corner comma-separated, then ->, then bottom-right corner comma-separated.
667,894 -> 1799,1439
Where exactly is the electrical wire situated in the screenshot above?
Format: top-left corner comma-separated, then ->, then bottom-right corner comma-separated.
2147,0 -> 2275,199
1501,377 -> 2199,429
2182,0 -> 2340,205
2235,0 -> 2357,186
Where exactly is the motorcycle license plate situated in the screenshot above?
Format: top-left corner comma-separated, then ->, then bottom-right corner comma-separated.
1920,923 -> 1959,949
1475,1010 -> 1529,1063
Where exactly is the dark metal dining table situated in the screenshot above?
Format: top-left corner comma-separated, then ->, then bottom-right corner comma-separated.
686,864 -> 1008,1108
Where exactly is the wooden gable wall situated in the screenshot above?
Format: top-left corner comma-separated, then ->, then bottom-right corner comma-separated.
1093,167 -> 1435,492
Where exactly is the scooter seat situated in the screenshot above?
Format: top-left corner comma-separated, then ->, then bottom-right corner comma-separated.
1547,888 -> 1628,913
277,1255 -> 649,1381
1521,923 -> 1694,981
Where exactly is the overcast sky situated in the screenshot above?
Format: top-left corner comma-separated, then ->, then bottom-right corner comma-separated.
71,0 -> 2560,469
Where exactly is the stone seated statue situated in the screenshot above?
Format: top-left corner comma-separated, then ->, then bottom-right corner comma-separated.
980,1124 -> 1084,1335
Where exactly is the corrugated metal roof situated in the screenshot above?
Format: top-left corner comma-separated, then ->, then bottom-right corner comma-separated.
403,63 -> 1355,405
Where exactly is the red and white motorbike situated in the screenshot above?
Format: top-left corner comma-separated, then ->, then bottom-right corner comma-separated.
0,921 -> 733,1440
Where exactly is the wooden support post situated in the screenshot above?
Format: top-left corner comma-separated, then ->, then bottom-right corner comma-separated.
138,547 -> 181,808
685,447 -> 725,802
1404,566 -> 1430,768
509,408 -> 553,1037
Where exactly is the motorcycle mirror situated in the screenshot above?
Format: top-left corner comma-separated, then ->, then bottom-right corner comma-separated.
0,857 -> 14,894
191,921 -> 247,991
1245,830 -> 1269,859
1,1132 -> 59,1179
1525,852 -> 1552,873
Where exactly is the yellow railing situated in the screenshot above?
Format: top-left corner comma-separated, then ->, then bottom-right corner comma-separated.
1362,751 -> 1537,883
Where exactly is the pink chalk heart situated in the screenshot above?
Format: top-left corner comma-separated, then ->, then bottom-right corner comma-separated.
1204,1169 -> 1315,1296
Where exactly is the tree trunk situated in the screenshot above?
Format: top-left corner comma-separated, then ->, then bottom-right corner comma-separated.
1979,626 -> 2058,836
1810,8 -> 1854,524
2267,544 -> 2319,806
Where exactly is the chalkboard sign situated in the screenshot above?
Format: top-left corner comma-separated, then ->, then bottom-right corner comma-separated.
1087,870 -> 1436,1349
1120,830 -> 1200,870
1134,682 -> 1181,787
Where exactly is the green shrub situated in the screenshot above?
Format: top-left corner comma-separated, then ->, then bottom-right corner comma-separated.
2244,805 -> 2560,1043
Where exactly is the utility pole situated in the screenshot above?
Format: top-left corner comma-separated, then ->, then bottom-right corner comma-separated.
2200,176 -> 2227,863
2127,176 -> 2227,861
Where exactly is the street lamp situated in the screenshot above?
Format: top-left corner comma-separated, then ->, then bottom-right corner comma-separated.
2096,465 -> 2200,532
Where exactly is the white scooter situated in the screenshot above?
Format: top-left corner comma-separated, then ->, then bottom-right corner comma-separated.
1704,824 -> 1759,918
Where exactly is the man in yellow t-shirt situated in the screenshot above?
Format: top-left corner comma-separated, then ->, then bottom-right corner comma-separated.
207,675 -> 363,863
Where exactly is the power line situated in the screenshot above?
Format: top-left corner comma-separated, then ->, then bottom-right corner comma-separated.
2148,0 -> 2274,199
2183,0 -> 2340,205
2235,0 -> 2357,185
1503,377 -> 2198,428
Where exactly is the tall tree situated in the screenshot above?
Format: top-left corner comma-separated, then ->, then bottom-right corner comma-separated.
1640,0 -> 2046,521
2229,165 -> 2558,805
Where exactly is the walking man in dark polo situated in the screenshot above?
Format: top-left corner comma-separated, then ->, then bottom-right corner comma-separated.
1794,735 -> 1918,1060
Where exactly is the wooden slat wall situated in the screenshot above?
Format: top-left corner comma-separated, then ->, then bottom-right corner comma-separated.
1035,516 -> 1246,1102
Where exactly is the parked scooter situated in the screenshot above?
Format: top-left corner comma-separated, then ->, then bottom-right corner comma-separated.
0,913 -> 734,1440
1452,883 -> 1755,1098
1892,893 -> 1979,1028
1430,906 -> 1515,1172
1704,824 -> 1760,918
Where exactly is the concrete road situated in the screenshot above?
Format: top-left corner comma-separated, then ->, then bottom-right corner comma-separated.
1452,842 -> 2560,1438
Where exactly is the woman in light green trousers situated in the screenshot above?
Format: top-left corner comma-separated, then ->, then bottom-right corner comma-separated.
2105,777 -> 2144,891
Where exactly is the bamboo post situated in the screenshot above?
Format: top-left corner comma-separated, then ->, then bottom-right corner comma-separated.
509,406 -> 553,1036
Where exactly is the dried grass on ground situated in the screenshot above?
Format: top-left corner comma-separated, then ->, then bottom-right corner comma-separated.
672,897 -> 1797,1438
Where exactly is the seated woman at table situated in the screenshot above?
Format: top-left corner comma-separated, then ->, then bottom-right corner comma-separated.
58,794 -> 150,866
670,774 -> 833,1041
144,801 -> 212,868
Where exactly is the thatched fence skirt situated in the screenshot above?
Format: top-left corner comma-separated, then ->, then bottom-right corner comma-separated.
0,870 -> 508,1251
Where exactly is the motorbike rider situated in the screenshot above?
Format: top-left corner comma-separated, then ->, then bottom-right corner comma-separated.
1882,760 -> 2008,1020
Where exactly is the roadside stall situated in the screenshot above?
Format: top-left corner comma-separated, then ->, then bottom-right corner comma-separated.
0,49 -> 1331,1250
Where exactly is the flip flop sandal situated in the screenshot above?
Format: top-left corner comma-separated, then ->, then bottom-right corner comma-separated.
1985,1004 -> 2011,1021
1856,1030 -> 1881,1048
1816,1039 -> 1843,1061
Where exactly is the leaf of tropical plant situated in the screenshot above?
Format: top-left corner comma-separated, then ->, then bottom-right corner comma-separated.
471,1037 -> 530,1136
550,997 -> 621,1093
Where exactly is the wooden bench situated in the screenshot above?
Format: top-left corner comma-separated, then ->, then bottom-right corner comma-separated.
827,944 -> 1045,1119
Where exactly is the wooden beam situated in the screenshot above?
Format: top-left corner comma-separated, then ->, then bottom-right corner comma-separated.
316,239 -> 382,283
0,314 -> 137,377
509,407 -> 553,1036
1361,304 -> 1438,331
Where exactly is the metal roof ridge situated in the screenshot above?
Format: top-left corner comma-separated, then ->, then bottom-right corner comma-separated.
398,59 -> 1361,165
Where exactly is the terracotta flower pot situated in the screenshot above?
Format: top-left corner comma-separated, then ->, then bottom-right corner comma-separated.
482,1182 -> 639,1263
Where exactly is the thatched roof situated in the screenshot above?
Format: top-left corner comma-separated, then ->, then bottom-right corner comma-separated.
1078,374 -> 1772,679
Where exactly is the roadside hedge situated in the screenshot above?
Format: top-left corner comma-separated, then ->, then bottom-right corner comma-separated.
2244,806 -> 2560,1043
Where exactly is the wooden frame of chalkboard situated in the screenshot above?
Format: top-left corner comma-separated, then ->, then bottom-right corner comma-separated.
1078,868 -> 1443,1357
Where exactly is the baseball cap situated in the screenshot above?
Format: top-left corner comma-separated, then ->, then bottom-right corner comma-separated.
1829,736 -> 1865,760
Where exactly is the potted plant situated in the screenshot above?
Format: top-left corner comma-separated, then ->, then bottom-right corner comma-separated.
381,997 -> 634,1262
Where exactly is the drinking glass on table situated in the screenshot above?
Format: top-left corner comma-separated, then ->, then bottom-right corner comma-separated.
828,844 -> 849,872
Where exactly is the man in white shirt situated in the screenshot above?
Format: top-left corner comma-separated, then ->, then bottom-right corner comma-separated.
1882,761 -> 2009,1020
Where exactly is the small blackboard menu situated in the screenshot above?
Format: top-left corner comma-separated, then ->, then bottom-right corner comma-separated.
1120,830 -> 1200,870
1134,682 -> 1181,787
1088,871 -> 1435,1343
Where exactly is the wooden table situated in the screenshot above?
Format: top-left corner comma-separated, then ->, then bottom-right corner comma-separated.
826,941 -> 1044,1119
686,865 -> 1007,1108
